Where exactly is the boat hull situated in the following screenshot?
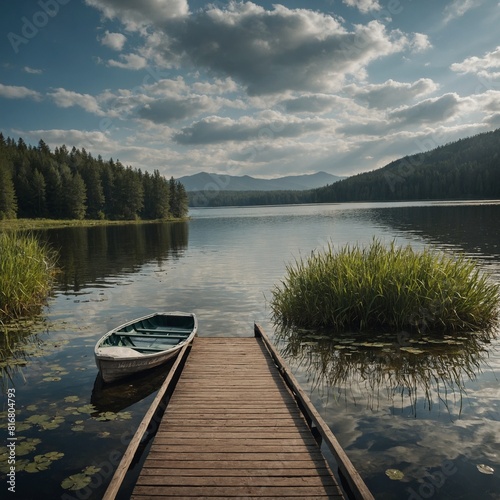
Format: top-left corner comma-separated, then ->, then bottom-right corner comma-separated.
94,312 -> 197,383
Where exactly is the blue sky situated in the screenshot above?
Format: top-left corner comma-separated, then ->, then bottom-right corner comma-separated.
1,0 -> 500,179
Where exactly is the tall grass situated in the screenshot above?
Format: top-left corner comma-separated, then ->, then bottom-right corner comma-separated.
0,232 -> 57,322
271,239 -> 500,334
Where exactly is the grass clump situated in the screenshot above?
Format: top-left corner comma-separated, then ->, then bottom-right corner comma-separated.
0,232 -> 57,321
271,239 -> 500,334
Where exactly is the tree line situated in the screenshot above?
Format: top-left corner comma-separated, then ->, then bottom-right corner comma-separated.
0,134 -> 188,220
188,128 -> 500,207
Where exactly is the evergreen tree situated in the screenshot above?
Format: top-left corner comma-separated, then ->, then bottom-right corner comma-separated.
61,168 -> 87,219
0,158 -> 17,219
142,170 -> 170,219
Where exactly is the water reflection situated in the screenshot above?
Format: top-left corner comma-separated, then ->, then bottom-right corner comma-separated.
276,327 -> 494,418
0,320 -> 49,389
90,361 -> 174,414
369,204 -> 500,260
38,222 -> 189,293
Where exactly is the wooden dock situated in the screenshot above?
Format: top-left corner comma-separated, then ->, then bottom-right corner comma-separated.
104,325 -> 373,500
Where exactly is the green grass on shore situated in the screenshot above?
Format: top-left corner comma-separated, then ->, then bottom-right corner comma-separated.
271,239 -> 500,335
0,232 -> 58,322
0,217 -> 188,231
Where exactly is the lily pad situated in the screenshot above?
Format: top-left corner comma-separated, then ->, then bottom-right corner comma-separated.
39,416 -> 65,431
64,396 -> 80,403
94,411 -> 118,421
16,438 -> 42,456
75,404 -> 96,414
26,414 -> 51,425
61,473 -> 92,490
61,465 -> 102,490
477,464 -> 494,475
385,469 -> 405,480
26,405 -> 38,411
83,465 -> 101,475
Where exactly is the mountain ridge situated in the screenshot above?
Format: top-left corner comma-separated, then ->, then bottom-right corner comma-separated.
179,171 -> 342,191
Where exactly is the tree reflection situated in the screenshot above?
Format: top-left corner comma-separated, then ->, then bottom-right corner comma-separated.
275,326 -> 496,417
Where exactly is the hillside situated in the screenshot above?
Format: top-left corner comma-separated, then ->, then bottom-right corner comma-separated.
188,128 -> 500,207
179,171 -> 341,192
312,128 -> 500,203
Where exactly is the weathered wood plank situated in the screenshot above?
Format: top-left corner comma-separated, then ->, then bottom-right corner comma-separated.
136,475 -> 339,487
126,336 -> 348,499
132,485 -> 343,498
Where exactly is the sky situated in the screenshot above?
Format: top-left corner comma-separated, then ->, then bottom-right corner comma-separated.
1,0 -> 500,180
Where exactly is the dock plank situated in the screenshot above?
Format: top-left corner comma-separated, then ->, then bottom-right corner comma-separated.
131,337 -> 344,499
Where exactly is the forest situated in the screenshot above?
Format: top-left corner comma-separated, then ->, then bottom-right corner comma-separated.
188,128 -> 500,206
0,134 -> 188,221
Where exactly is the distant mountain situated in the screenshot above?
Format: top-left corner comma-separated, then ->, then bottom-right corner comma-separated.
179,171 -> 342,192
187,128 -> 500,207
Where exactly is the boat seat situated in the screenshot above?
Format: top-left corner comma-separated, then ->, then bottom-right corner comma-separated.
117,331 -> 188,340
135,327 -> 191,335
96,346 -> 144,358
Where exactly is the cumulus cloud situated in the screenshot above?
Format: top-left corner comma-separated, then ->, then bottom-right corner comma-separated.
161,3 -> 411,95
138,95 -> 217,124
49,88 -> 105,116
84,0 -> 189,29
100,31 -> 127,51
0,83 -> 42,101
173,115 -> 329,145
107,53 -> 148,70
347,78 -> 439,109
20,129 -> 114,152
342,0 -> 381,14
388,93 -> 464,125
451,46 -> 500,73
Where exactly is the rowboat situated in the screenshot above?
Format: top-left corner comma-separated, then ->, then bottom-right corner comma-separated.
94,312 -> 197,383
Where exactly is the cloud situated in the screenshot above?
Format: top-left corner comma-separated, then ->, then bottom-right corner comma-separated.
173,114 -> 329,145
0,83 -> 42,101
347,78 -> 439,109
281,94 -> 347,114
388,93 -> 464,125
138,95 -> 217,124
342,0 -> 381,14
19,129 -> 114,153
162,3 -> 411,95
443,0 -> 481,24
100,31 -> 127,51
23,66 -> 43,75
84,0 -> 189,29
49,88 -> 105,116
107,53 -> 148,70
410,33 -> 432,53
451,46 -> 500,73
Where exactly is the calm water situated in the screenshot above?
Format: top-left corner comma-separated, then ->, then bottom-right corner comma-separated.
1,201 -> 500,499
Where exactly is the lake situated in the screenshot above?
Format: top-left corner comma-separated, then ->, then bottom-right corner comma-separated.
1,201 -> 500,499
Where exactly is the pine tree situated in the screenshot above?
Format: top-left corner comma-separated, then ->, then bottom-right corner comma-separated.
0,158 -> 17,219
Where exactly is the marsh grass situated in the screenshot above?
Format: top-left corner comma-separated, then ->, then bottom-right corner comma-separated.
0,232 -> 57,322
271,239 -> 500,334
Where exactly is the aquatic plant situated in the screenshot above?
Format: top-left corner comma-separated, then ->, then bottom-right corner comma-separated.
271,239 -> 500,334
0,232 -> 57,322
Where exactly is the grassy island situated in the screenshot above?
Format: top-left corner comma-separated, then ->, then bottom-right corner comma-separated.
271,239 -> 500,334
0,232 -> 57,322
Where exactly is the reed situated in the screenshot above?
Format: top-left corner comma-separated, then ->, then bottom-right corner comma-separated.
0,232 -> 57,322
271,239 -> 500,334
